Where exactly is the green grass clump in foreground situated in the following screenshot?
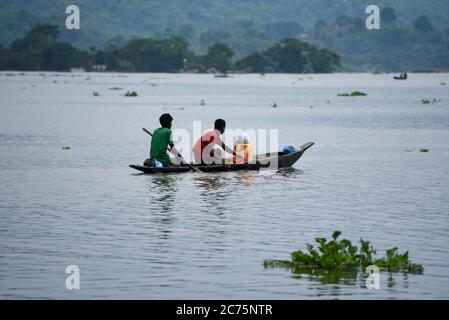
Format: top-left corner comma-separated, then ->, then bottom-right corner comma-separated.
264,231 -> 423,275
338,91 -> 367,97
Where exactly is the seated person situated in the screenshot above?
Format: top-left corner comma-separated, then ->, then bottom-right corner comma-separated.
192,119 -> 236,165
146,113 -> 177,167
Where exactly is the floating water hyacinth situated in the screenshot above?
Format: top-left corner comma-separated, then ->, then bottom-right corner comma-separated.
62,146 -> 71,150
124,91 -> 138,97
264,231 -> 424,282
422,98 -> 441,105
338,91 -> 367,97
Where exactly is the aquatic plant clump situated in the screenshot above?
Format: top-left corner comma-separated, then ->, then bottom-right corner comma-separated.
264,231 -> 424,275
421,98 -> 441,105
124,91 -> 138,97
338,91 -> 368,97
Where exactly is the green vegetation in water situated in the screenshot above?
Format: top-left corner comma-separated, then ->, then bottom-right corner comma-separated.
109,87 -> 123,90
272,102 -> 278,108
200,100 -> 206,106
421,98 -> 441,105
124,91 -> 138,97
62,146 -> 71,150
420,148 -> 429,153
264,231 -> 424,283
338,91 -> 367,97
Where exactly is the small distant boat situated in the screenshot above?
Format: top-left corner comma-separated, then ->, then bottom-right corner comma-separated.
130,142 -> 314,174
394,72 -> 408,80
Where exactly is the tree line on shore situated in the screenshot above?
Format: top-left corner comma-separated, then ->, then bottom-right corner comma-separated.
0,25 -> 341,73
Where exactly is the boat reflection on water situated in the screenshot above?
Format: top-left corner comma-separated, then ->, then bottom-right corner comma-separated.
147,174 -> 178,216
234,171 -> 255,187
193,174 -> 229,214
193,171 -> 257,215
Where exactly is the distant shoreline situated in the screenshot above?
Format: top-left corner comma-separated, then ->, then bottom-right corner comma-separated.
2,70 -> 449,75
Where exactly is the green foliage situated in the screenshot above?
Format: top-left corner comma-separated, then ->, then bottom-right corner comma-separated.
422,98 -> 441,104
414,15 -> 434,33
114,35 -> 192,72
338,91 -> 367,97
1,25 -> 340,73
235,51 -> 275,73
312,12 -> 449,72
4,24 -> 87,71
264,231 -> 424,280
198,43 -> 235,72
124,91 -> 138,97
381,7 -> 397,24
1,1 -> 449,71
236,39 -> 341,73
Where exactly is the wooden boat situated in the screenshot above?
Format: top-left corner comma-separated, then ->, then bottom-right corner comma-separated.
394,73 -> 408,80
130,142 -> 314,174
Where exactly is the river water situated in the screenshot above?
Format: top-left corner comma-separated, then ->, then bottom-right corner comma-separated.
0,72 -> 448,299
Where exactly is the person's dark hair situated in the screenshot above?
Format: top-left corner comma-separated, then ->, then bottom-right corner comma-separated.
214,119 -> 226,131
159,113 -> 173,127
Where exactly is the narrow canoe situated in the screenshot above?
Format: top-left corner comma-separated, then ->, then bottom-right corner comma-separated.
130,142 -> 314,174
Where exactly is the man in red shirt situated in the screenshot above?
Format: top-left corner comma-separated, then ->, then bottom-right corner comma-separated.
192,119 -> 236,165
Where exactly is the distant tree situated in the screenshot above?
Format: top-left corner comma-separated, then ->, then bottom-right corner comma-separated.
308,48 -> 341,73
262,38 -> 340,73
8,24 -> 88,71
118,35 -> 192,72
0,44 -> 11,70
103,35 -> 127,49
200,42 -> 234,72
265,39 -> 308,73
41,42 -> 87,71
414,15 -> 434,32
381,7 -> 397,24
235,51 -> 274,73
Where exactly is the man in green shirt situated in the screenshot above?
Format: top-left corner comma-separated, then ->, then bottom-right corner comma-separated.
149,113 -> 175,167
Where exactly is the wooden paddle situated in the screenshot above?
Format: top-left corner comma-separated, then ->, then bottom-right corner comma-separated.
142,128 -> 203,173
